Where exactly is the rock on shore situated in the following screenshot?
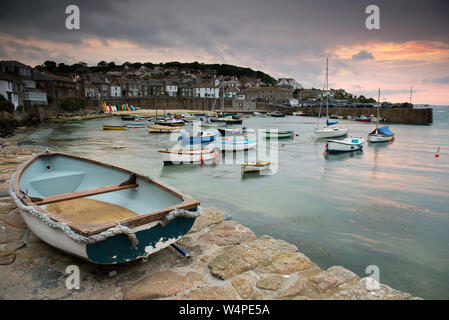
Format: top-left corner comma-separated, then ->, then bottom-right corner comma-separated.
0,141 -> 421,300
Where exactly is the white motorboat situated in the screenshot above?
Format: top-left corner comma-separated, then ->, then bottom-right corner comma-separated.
325,137 -> 365,153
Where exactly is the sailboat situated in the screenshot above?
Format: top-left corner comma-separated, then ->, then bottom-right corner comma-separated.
315,58 -> 348,139
368,89 -> 395,143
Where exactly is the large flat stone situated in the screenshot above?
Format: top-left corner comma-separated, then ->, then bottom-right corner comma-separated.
123,270 -> 203,300
0,208 -> 27,229
0,221 -> 25,244
208,237 -> 298,280
189,207 -> 226,233
256,252 -> 317,275
256,275 -> 285,291
309,266 -> 360,294
199,220 -> 256,246
329,277 -> 419,300
231,275 -> 254,299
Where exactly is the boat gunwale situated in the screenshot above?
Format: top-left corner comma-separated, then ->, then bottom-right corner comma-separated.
12,151 -> 200,237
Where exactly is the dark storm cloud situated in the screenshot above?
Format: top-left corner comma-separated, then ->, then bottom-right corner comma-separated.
352,50 -> 374,61
1,0 -> 448,92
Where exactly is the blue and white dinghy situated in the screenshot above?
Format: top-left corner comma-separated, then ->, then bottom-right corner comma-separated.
9,151 -> 200,264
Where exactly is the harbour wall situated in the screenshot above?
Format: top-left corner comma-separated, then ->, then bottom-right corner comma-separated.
101,97 -> 433,125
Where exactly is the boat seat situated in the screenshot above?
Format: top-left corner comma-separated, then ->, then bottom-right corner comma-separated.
47,198 -> 139,225
30,171 -> 86,197
28,173 -> 139,206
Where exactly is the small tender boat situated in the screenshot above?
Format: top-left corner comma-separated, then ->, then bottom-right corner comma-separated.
325,137 -> 365,153
265,130 -> 294,139
355,116 -> 371,122
102,125 -> 126,131
217,127 -> 256,137
155,119 -> 185,127
148,125 -> 181,133
9,151 -> 200,264
270,112 -> 285,118
126,123 -> 146,129
210,116 -> 243,125
178,130 -> 216,144
135,116 -> 153,121
241,161 -> 271,174
158,148 -> 217,164
121,116 -> 135,121
214,138 -> 257,152
253,112 -> 267,117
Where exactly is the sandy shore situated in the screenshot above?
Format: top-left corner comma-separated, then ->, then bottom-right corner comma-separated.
0,141 -> 421,300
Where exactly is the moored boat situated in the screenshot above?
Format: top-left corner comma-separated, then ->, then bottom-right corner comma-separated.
210,116 -> 243,125
178,130 -> 216,144
325,137 -> 365,153
148,125 -> 181,133
264,130 -> 294,139
241,161 -> 271,174
214,138 -> 257,152
102,125 -> 126,130
270,112 -> 285,118
155,119 -> 185,127
9,151 -> 200,264
217,127 -> 256,137
355,115 -> 372,122
158,148 -> 217,164
121,116 -> 135,121
126,123 -> 146,128
368,127 -> 395,143
368,89 -> 395,143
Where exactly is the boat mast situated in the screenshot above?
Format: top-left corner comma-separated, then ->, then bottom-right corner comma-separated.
325,57 -> 329,119
316,58 -> 327,129
410,86 -> 413,105
376,88 -> 380,129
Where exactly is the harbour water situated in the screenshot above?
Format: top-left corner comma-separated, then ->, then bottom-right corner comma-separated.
17,106 -> 449,299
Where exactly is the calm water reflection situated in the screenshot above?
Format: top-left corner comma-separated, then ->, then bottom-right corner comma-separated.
18,106 -> 449,299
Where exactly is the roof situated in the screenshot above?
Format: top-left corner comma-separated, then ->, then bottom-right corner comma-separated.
32,70 -> 53,81
0,60 -> 31,68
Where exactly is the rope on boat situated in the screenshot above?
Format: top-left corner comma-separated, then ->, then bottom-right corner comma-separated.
159,208 -> 201,227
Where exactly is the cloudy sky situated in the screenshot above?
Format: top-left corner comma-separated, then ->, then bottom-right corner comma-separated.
1,0 -> 448,104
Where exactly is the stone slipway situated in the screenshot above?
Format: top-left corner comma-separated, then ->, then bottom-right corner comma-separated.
0,141 -> 421,300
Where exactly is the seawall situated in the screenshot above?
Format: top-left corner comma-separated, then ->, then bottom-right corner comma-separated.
0,140 -> 421,300
101,97 -> 433,125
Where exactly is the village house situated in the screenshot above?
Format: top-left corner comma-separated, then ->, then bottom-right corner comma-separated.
242,86 -> 293,103
277,78 -> 303,90
109,80 -> 122,97
177,83 -> 193,98
0,60 -> 48,107
0,72 -> 20,108
165,81 -> 178,97
194,83 -> 219,98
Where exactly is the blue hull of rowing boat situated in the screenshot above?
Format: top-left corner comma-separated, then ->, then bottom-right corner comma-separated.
86,209 -> 197,264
